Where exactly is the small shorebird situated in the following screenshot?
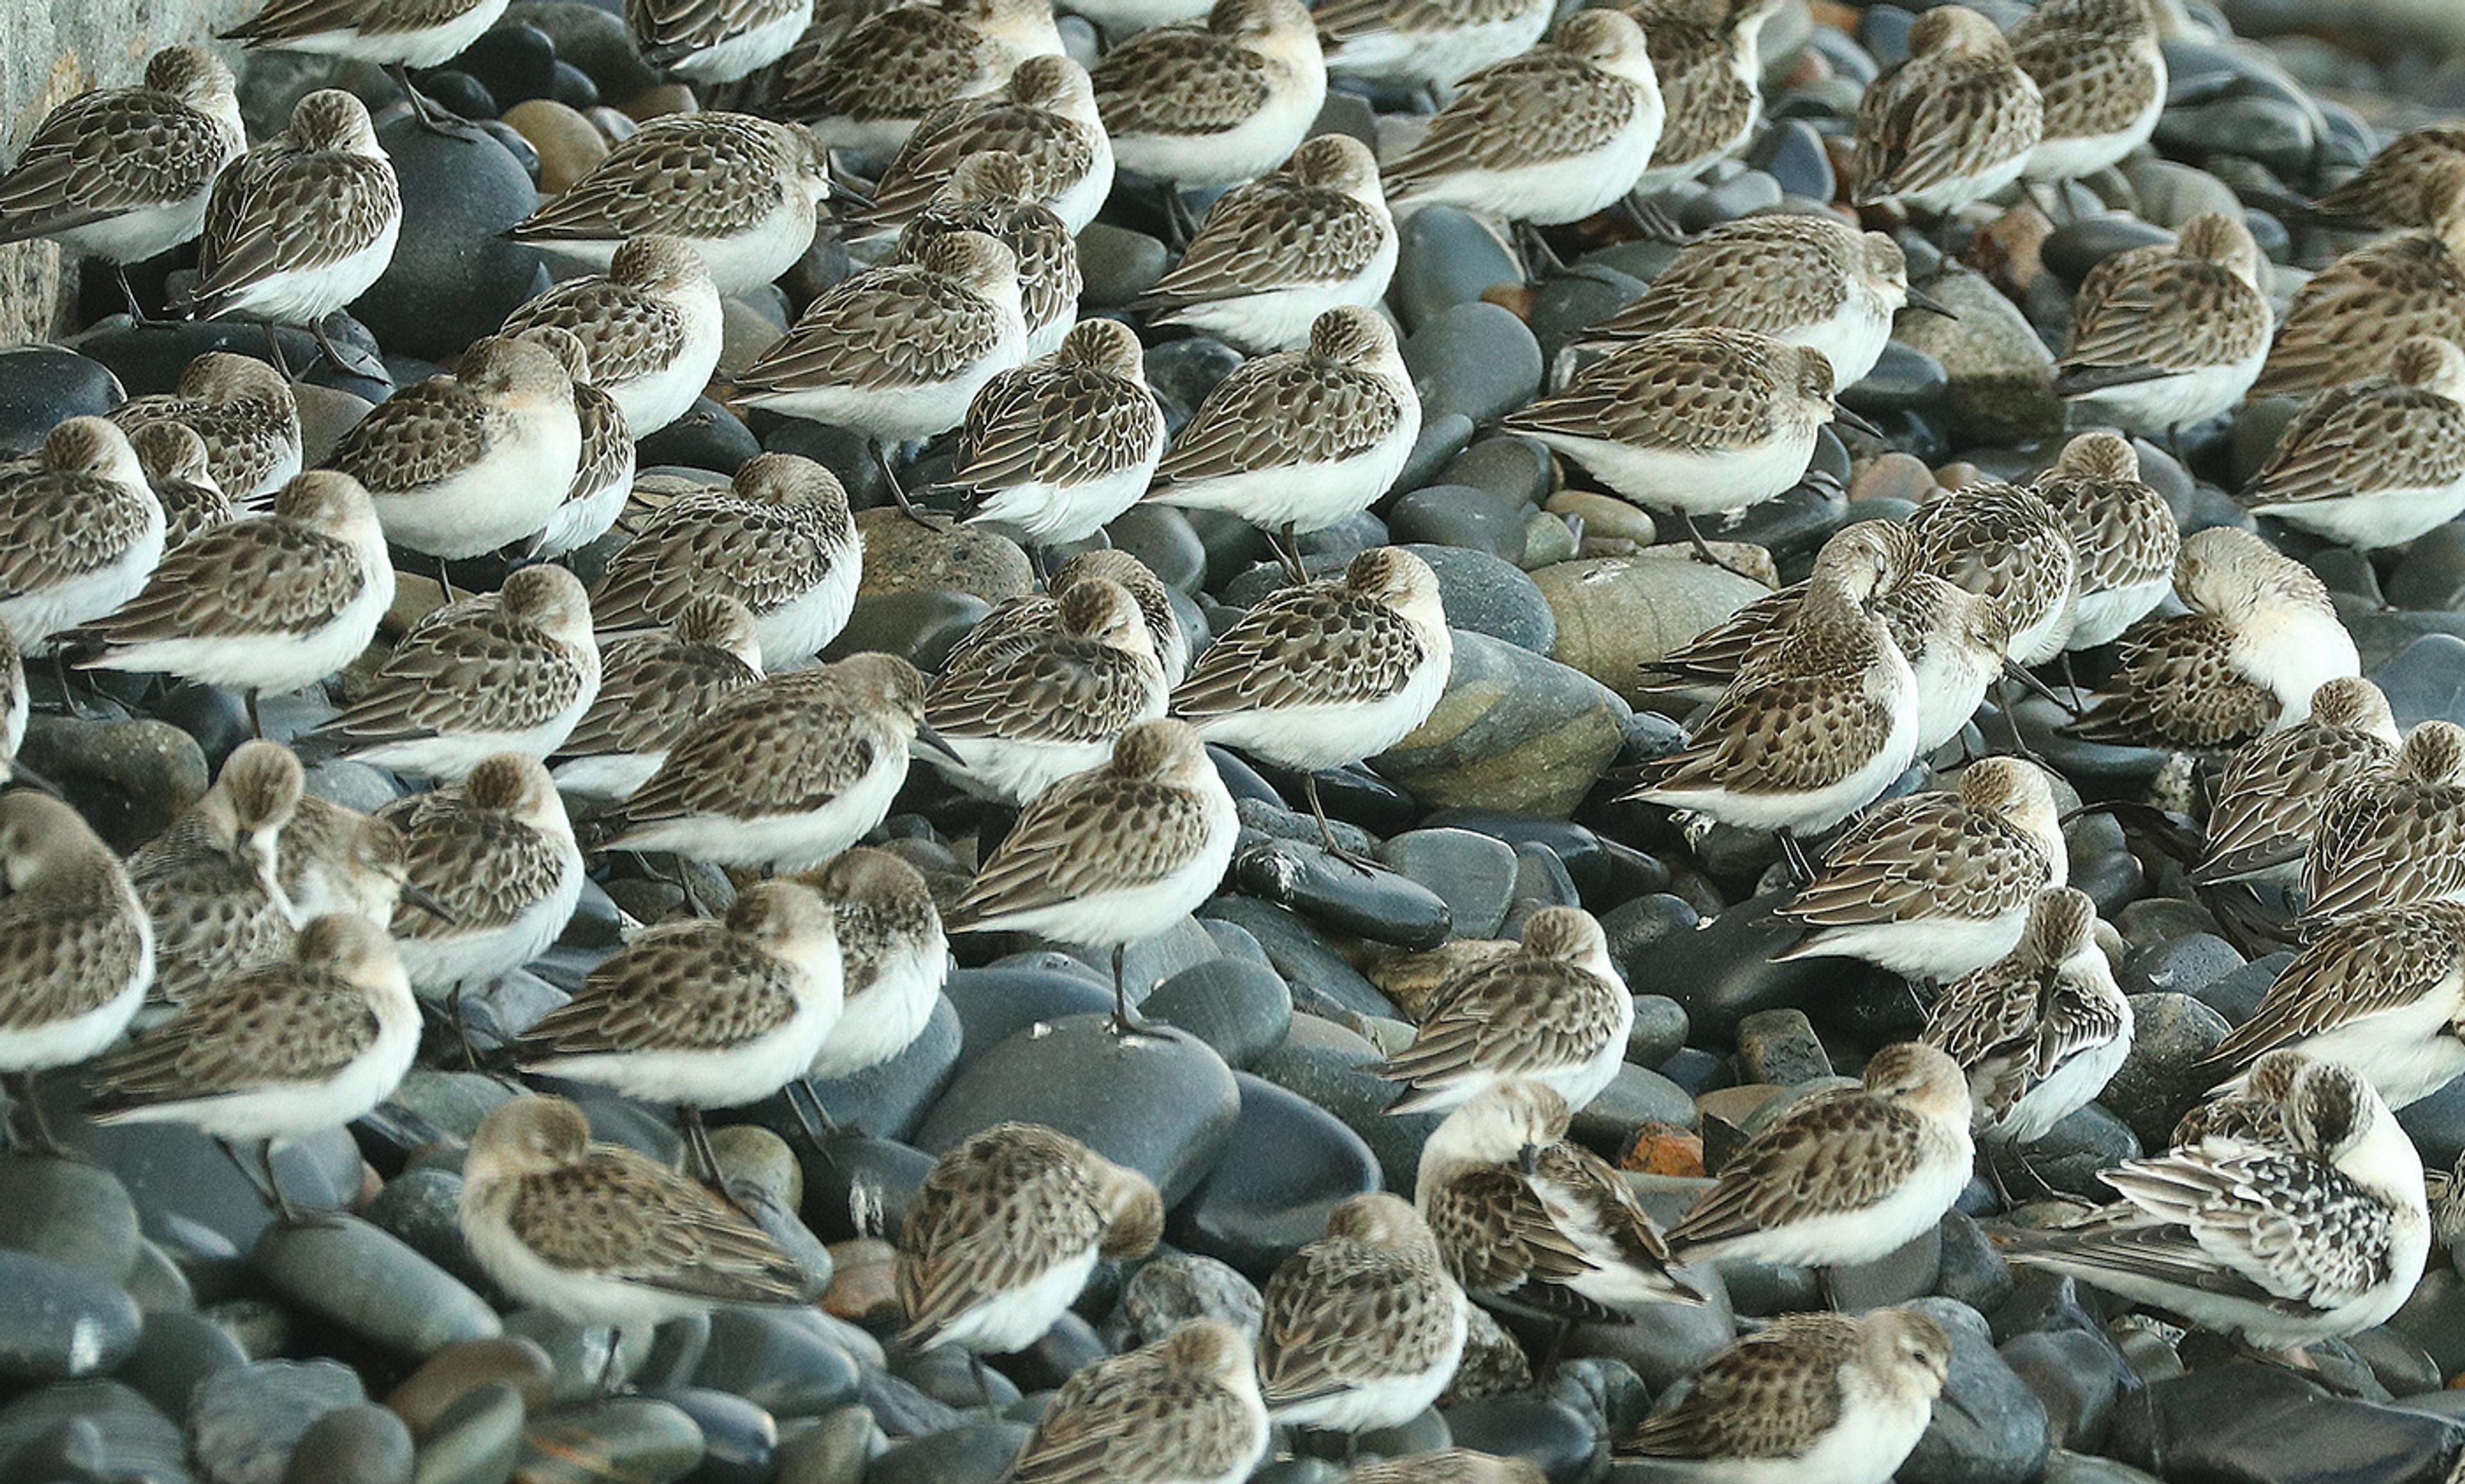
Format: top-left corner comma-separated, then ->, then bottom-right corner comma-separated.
2299,720 -> 2465,922
0,417 -> 164,656
221,0 -> 511,134
1090,0 -> 1327,236
856,56 -> 1114,237
783,0 -> 1063,158
897,151 -> 1084,359
2055,213 -> 2274,440
2201,902 -> 2465,1111
629,0 -> 816,85
509,114 -> 840,294
1922,886 -> 2133,1148
185,90 -> 400,376
1851,6 -> 2042,220
1615,1307 -> 1956,1484
1146,306 -> 1420,579
898,1121 -> 1163,1355
1170,546 -> 1450,855
0,45 -> 245,322
1416,1080 -> 1706,1317
1376,907 -> 1630,1116
924,575 -> 1167,804
2192,677 -> 2400,886
1258,1193 -> 1468,1436
515,326 -> 636,562
938,318 -> 1167,550
2004,1056 -> 2428,1356
1615,0 -> 1786,200
1776,757 -> 2068,983
2297,120 -> 2465,233
128,423 -> 232,553
69,471 -> 393,738
2010,0 -> 2168,196
947,549 -> 1190,689
945,718 -> 1238,1033
1317,0 -> 1551,96
458,1094 -> 808,1388
499,236 -> 725,438
1909,478 -> 2081,672
1005,1319 -> 1270,1484
0,793 -> 153,1156
110,351 -> 303,505
2034,432 -> 2179,657
793,847 -> 949,1093
514,880 -> 842,1177
2240,334 -> 2465,550
1666,1042 -> 1975,1270
125,739 -> 302,1007
2256,157 -> 2465,398
89,913 -> 415,1223
551,594 -> 766,803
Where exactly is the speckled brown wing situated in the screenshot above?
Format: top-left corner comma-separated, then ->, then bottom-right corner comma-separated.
1779,797 -> 2054,929
2244,383 -> 2465,507
2060,249 -> 2272,379
380,800 -> 571,937
514,921 -> 800,1056
1091,28 -> 1270,137
1621,1314 -> 1855,1459
938,592 -> 1059,677
1588,223 -> 1851,341
2204,902 -> 2465,1073
113,393 -> 298,503
1638,15 -> 1752,173
1424,1164 -> 1598,1300
863,98 -> 1098,229
592,495 -> 851,630
0,872 -> 148,1028
76,518 -> 365,644
1532,1139 -> 1690,1287
2195,723 -> 2394,882
225,0 -> 492,40
1650,580 -> 1804,682
2036,469 -> 2176,598
0,471 -> 159,598
630,0 -> 806,62
1668,1091 -> 1932,1247
953,770 -> 1216,918
903,199 -> 1082,333
925,639 -> 1161,744
2301,782 -> 2465,920
621,680 -> 887,822
1138,179 -> 1385,306
946,362 -> 1161,490
508,1145 -> 806,1302
1008,1345 -> 1261,1484
897,1124 -> 1109,1337
1155,358 -> 1406,478
1375,953 -> 1623,1090
132,850 -> 293,1006
2304,123 -> 2465,230
2011,19 -> 2159,141
1855,53 -> 2039,204
1636,659 -> 1901,797
554,635 -> 760,761
0,88 -> 232,240
1912,484 -> 2075,628
89,960 -> 376,1104
330,382 -> 499,493
315,605 -> 591,745
503,280 -> 689,390
1923,954 -> 2044,1121
2066,615 -> 2278,750
779,7 -> 998,121
2256,234 -> 2465,397
1319,0 -> 1534,39
514,116 -> 784,240
1504,332 -> 1786,451
1385,51 -> 1639,184
737,264 -> 1010,394
191,148 -> 397,316
1259,1239 -> 1459,1407
1171,587 -> 1426,714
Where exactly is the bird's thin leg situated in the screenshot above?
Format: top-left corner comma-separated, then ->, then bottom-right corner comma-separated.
259,323 -> 295,382
390,62 -> 478,138
4,1072 -> 68,1159
245,690 -> 265,741
1111,942 -> 1162,1037
681,1106 -> 722,1186
1274,522 -> 1306,583
1678,513 -> 1763,583
1996,676 -> 2043,763
874,440 -> 945,530
1303,773 -> 1376,874
1776,829 -> 1814,884
114,264 -> 163,328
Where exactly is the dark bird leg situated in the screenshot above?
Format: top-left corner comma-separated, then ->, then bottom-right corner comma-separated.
1776,828 -> 1815,885
874,440 -> 947,530
245,689 -> 265,741
390,62 -> 481,139
1303,772 -> 1377,874
1514,221 -> 1566,278
1109,942 -> 1164,1038
1161,187 -> 1198,251
3,1071 -> 69,1159
1677,512 -> 1764,583
1273,522 -> 1306,583
114,264 -> 164,328
680,1105 -> 722,1185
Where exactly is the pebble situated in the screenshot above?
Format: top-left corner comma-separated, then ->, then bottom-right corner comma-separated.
0,345 -> 121,455
0,1154 -> 141,1286
855,508 -> 1035,603
192,1358 -> 367,1484
2098,993 -> 2231,1150
2109,1364 -> 2459,1484
1376,630 -> 1629,818
1890,268 -> 2064,444
1402,302 -> 1544,424
516,1397 -> 705,1484
1907,1297 -> 2054,1484
253,1218 -> 503,1361
1076,224 -> 1170,307
1250,1014 -> 1437,1196
1533,554 -> 1769,705
1177,1072 -> 1382,1277
501,98 -> 608,194
1141,957 -> 1293,1068
0,1248 -> 141,1383
281,1404 -> 413,1484
1394,208 -> 1521,332
867,1419 -> 1030,1484
354,119 -> 549,364
1387,484 -> 1532,562
0,1381 -> 186,1483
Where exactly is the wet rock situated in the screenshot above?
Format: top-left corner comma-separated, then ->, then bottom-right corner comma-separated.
253,1217 -> 502,1360
0,1250 -> 141,1383
1890,268 -> 2063,444
1395,209 -> 1521,332
1404,302 -> 1544,425
1231,836 -> 1454,949
2099,994 -> 2231,1150
356,119 -> 549,364
1175,1073 -> 1382,1280
281,1404 -> 413,1484
1376,630 -> 1629,818
191,1358 -> 366,1484
0,345 -> 121,455
1141,958 -> 1293,1069
0,1153 -> 141,1285
515,1397 -> 705,1484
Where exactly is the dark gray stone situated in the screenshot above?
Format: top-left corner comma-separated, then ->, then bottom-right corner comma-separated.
354,119 -> 548,363
1394,207 -> 1520,332
1906,1297 -> 2054,1484
1141,958 -> 1293,1069
1378,828 -> 1519,940
1403,302 -> 1543,424
0,345 -> 121,456
191,1359 -> 366,1484
0,1250 -> 141,1383
252,1217 -> 501,1359
1174,1073 -> 1383,1281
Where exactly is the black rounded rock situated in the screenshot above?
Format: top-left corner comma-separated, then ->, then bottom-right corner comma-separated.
452,24 -> 558,108
643,395 -> 762,472
942,963 -> 1114,1074
0,345 -> 121,456
1229,836 -> 1453,949
1172,1072 -> 1381,1280
417,69 -> 497,121
1141,957 -> 1292,1068
355,119 -> 548,363
0,1250 -> 141,1382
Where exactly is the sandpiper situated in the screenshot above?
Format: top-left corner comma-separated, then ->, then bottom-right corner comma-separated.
897,151 -> 1084,359
69,470 -> 393,737
2034,432 -> 2179,656
514,879 -> 842,1177
551,594 -> 765,802
2256,158 -> 2465,398
1615,1307 -> 1955,1484
2055,213 -> 2274,440
2010,0 -> 2168,193
186,90 -> 401,372
221,0 -> 512,134
939,318 -> 1167,549
0,45 -> 245,322
278,798 -> 417,926
509,113 -> 839,294
924,575 -> 1168,803
2297,120 -> 2465,232
1133,134 -> 1396,355
1380,10 -> 1665,234
794,847 -> 949,1089
2299,720 -> 2465,922
330,332 -> 582,562
2202,902 -> 2465,1111
306,564 -> 602,782
1340,1452 -> 1542,1484
125,739 -> 302,1007
945,718 -> 1239,1033
1776,757 -> 2068,983
1620,0 -> 1787,198
2240,335 -> 2465,550
1378,906 -> 1632,1114
1666,1042 -> 1975,1269
1416,1080 -> 1705,1316
945,549 -> 1191,689
499,236 -> 725,437
1091,0 -> 1328,223
591,453 -> 861,667
1258,1193 -> 1468,1435
110,351 -> 303,504
1910,477 -> 2082,671
2004,1057 -> 2428,1354
857,56 -> 1114,236
1922,886 -> 2132,1146
898,1121 -> 1163,1354
629,0 -> 815,85
88,913 -> 415,1223
1146,306 -> 1420,577
1851,6 -> 2043,218
783,0 -> 1063,158
1577,216 -> 1950,390
2069,526 -> 2359,752
1005,1319 -> 1269,1484
514,325 -> 637,562
0,793 -> 152,1156
2192,677 -> 2400,886
1319,0 -> 1550,96
0,417 -> 164,654
128,423 -> 232,553
607,653 -> 933,871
